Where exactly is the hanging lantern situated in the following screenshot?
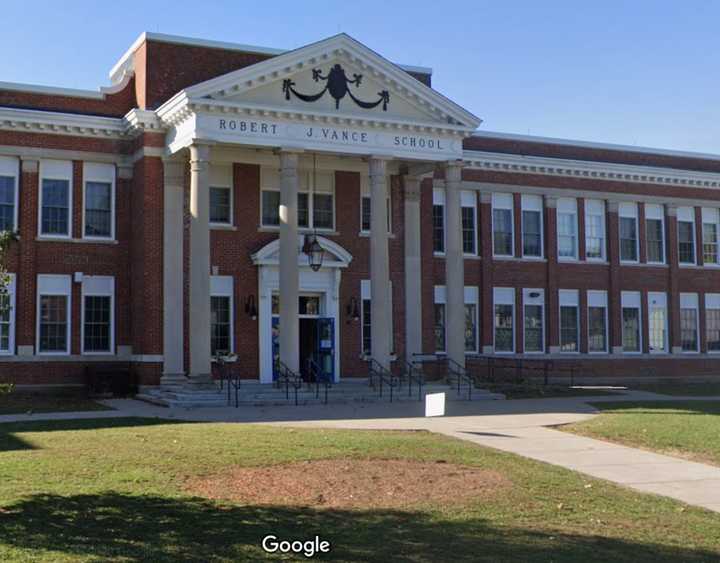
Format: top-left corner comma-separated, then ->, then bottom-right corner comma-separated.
304,233 -> 324,272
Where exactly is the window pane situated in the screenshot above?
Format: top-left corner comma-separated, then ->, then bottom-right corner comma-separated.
522,210 -> 541,257
432,205 -> 444,253
678,222 -> 695,264
361,196 -> 371,231
85,181 -> 112,237
585,214 -> 604,259
558,213 -> 577,258
41,179 -> 69,235
462,207 -> 476,254
84,295 -> 111,352
0,176 -> 15,232
703,223 -> 718,264
39,295 -> 68,352
493,208 -> 513,256
524,304 -> 543,352
560,306 -> 579,352
494,304 -> 513,352
313,193 -> 333,229
464,303 -> 477,352
261,190 -> 280,226
622,307 -> 640,352
620,217 -> 638,261
707,310 -> 720,352
298,193 -> 309,228
434,303 -> 446,352
210,296 -> 231,356
0,291 -> 10,352
209,187 -> 231,224
646,218 -> 664,263
588,306 -> 607,352
649,307 -> 666,352
681,308 -> 698,351
362,299 -> 371,355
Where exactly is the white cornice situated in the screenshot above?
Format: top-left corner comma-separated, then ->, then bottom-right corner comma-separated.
0,106 -> 126,139
123,108 -> 165,135
463,150 -> 720,189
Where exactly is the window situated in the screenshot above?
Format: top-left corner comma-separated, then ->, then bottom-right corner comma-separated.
361,192 -> 392,233
678,207 -> 696,265
210,187 -> 231,225
619,202 -> 638,262
210,276 -> 234,356
648,292 -> 667,353
433,286 -> 479,353
680,293 -> 699,352
645,204 -> 665,264
621,291 -> 642,353
705,294 -> 720,352
0,274 -> 16,354
521,195 -> 543,258
83,163 -> 115,239
492,194 -> 514,257
361,280 -> 393,356
557,198 -> 578,260
461,191 -> 477,255
434,303 -> 445,353
432,187 -> 444,253
261,189 -> 280,226
702,208 -> 720,265
559,289 -> 579,352
493,287 -> 515,353
81,276 -> 114,354
260,168 -> 335,230
40,160 -> 73,237
37,274 -> 71,354
587,290 -> 608,353
585,199 -> 606,260
0,156 -> 18,232
465,302 -> 478,352
523,288 -> 544,353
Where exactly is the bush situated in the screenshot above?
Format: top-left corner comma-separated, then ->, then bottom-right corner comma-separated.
0,383 -> 14,396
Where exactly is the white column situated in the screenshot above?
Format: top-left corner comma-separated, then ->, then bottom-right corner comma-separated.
444,161 -> 465,368
188,143 -> 212,381
403,175 -> 422,360
369,157 -> 391,369
279,150 -> 300,373
162,158 -> 185,383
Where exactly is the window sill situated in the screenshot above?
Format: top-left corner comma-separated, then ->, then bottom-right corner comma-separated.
36,237 -> 118,245
258,226 -> 339,236
210,224 -> 237,231
358,231 -> 395,239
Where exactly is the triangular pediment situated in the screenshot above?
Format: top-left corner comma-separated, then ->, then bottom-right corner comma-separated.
182,34 -> 481,131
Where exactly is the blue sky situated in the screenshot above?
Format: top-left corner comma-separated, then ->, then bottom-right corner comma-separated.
2,0 -> 719,153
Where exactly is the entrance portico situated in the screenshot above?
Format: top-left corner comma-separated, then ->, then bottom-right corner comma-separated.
156,33 -> 481,381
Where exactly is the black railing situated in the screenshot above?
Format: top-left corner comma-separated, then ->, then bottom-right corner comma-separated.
368,357 -> 397,403
401,358 -> 424,401
307,358 -> 333,405
446,357 -> 473,401
274,360 -> 303,406
215,353 -> 240,408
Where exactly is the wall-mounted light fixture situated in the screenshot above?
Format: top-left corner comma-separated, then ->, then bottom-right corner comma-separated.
244,295 -> 258,320
303,233 -> 324,272
346,297 -> 360,322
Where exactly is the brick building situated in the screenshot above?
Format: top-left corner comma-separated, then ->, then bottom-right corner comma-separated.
2,31 -> 720,391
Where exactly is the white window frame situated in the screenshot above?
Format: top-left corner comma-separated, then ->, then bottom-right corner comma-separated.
0,156 -> 19,233
210,275 -> 235,354
647,292 -> 668,354
36,274 -> 72,355
361,280 -> 393,357
0,273 -> 16,355
584,199 -> 606,262
701,208 -> 720,267
38,159 -> 73,239
587,290 -> 608,354
705,294 -> 720,354
460,190 -> 477,256
621,290 -> 642,354
522,288 -> 545,354
209,163 -> 234,227
81,275 -> 115,355
434,286 -> 480,354
432,187 -> 446,255
680,292 -> 700,354
82,162 -> 116,241
493,287 -> 515,354
521,195 -> 544,259
677,206 -> 697,265
492,193 -> 514,258
359,174 -> 392,235
619,202 -> 639,264
645,204 -> 665,265
557,197 -> 578,261
558,289 -> 580,354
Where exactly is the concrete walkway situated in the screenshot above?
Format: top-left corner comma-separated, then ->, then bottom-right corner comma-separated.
3,390 -> 720,513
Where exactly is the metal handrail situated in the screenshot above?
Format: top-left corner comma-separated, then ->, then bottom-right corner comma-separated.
368,357 -> 396,403
307,358 -> 332,404
446,356 -> 473,401
215,352 -> 240,408
274,359 -> 303,406
402,358 -> 424,401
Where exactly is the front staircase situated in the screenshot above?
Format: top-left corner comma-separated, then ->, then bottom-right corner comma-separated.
136,376 -> 504,409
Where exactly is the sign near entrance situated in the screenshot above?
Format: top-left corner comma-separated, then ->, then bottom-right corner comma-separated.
425,392 -> 446,417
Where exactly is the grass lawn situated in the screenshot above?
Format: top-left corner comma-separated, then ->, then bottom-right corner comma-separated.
563,401 -> 720,467
630,383 -> 720,396
0,394 -> 111,415
0,418 -> 719,562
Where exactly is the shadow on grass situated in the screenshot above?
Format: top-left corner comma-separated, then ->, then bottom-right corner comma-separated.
0,492 -> 717,562
589,401 -> 720,416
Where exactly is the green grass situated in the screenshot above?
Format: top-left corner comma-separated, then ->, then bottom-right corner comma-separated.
1,418 -> 719,562
563,401 -> 720,466
0,394 -> 111,415
631,383 -> 720,396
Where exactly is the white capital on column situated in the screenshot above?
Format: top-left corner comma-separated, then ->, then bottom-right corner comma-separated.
279,150 -> 300,373
369,157 -> 391,369
444,161 -> 465,368
403,176 -> 422,361
188,143 -> 212,381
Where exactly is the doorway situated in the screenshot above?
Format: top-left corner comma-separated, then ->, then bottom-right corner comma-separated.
299,318 -> 318,381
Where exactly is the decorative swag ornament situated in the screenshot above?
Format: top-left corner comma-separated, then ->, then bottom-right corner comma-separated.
282,64 -> 390,111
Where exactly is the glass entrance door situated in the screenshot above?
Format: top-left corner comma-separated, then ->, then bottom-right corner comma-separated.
316,317 -> 335,381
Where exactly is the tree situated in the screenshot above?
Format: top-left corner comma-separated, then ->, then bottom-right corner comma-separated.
0,230 -> 18,316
